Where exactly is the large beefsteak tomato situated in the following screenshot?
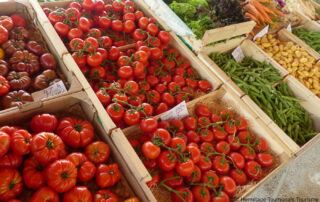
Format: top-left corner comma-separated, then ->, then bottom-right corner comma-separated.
0,168 -> 23,201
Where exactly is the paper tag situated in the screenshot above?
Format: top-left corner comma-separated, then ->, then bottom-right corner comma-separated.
232,46 -> 245,63
287,24 -> 292,32
43,81 -> 67,97
160,101 -> 189,121
253,25 -> 269,41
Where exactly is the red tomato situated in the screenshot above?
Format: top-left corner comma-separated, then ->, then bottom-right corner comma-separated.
161,92 -> 175,107
151,128 -> 171,145
30,113 -> 58,133
84,37 -> 99,52
140,118 -> 158,133
68,29 -> 83,41
146,173 -> 159,188
240,146 -> 256,161
195,105 -> 210,117
22,156 -> 45,189
78,17 -> 91,32
135,11 -> 144,20
255,137 -> 268,152
0,168 -> 22,201
124,20 -> 136,33
96,89 -> 111,106
184,117 -> 197,131
171,186 -> 193,202
29,187 -> 60,202
123,109 -> 140,126
192,186 -> 210,202
185,165 -> 201,184
87,28 -> 101,38
199,129 -> 214,142
85,141 -> 110,164
82,0 -> 95,10
0,16 -> 13,31
0,153 -> 22,169
94,189 -> 119,202
106,103 -> 124,122
176,158 -> 194,177
124,80 -> 139,95
0,76 -> 10,95
197,155 -> 212,171
118,66 -> 133,79
245,160 -> 263,180
0,126 -> 19,136
215,141 -> 230,155
237,131 -> 254,144
229,169 -> 247,185
201,170 -> 219,189
198,80 -> 212,92
72,52 -> 87,67
186,130 -> 200,143
146,23 -> 159,35
112,93 -> 128,106
142,141 -> 160,160
10,14 -> 27,27
187,145 -> 201,164
157,150 -> 176,171
96,164 -> 121,188
66,152 -> 96,182
228,152 -> 245,169
54,22 -> 70,36
155,102 -> 168,115
69,2 -> 81,10
111,20 -> 123,32
170,120 -> 184,132
223,121 -> 237,134
63,186 -> 92,202
200,142 -> 214,153
234,117 -> 248,131
48,11 -> 64,24
30,132 -> 66,165
87,52 -> 102,67
158,31 -> 171,44
211,191 -> 230,202
220,176 -> 237,197
256,153 -> 274,167
11,129 -> 32,155
212,127 -> 227,141
212,156 -> 230,175
170,137 -> 186,152
0,131 -> 10,159
162,171 -> 183,188
57,117 -> 94,148
150,47 -> 163,59
46,159 -> 77,193
227,135 -> 241,150
123,13 -> 136,21
219,110 -> 233,121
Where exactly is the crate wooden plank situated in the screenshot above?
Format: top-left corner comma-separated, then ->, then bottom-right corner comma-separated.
278,28 -> 320,60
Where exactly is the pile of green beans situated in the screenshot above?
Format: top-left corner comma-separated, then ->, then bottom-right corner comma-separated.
211,53 -> 317,145
292,28 -> 320,53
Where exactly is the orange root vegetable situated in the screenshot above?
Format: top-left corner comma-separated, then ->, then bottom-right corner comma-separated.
243,3 -> 265,22
274,9 -> 285,16
245,12 -> 259,22
251,0 -> 273,23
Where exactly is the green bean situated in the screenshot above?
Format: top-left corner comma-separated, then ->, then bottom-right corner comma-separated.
293,28 -> 320,53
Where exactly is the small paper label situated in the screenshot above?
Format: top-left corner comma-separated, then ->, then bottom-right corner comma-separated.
160,101 -> 189,121
287,24 -> 292,32
43,81 -> 67,97
253,25 -> 269,41
232,46 -> 245,62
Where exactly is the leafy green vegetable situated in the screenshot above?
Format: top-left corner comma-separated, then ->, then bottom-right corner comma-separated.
169,1 -> 196,22
187,15 -> 217,39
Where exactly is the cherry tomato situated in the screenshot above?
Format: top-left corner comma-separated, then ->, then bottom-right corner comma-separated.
171,186 -> 193,202
227,135 -> 241,150
124,109 -> 140,126
151,128 -> 171,145
162,171 -> 183,188
240,146 -> 256,161
118,66 -> 133,79
170,137 -> 186,152
228,152 -> 245,169
142,141 -> 160,160
155,102 -> 168,115
212,126 -> 227,141
176,158 -> 194,177
72,52 -> 87,68
140,118 -> 158,133
157,151 -> 176,171
87,52 -> 102,67
186,130 -> 200,143
84,37 -> 99,52
245,160 -> 263,180
199,129 -> 214,142
197,155 -> 212,171
146,173 -> 159,188
254,137 -> 268,152
220,176 -> 236,197
124,20 -> 136,33
229,169 -> 247,185
78,17 -> 91,32
256,153 -> 273,167
202,170 -> 219,189
187,145 -> 201,164
185,165 -> 201,184
195,105 -> 210,117
65,7 -> 80,21
192,186 -> 210,202
158,31 -> 171,44
111,20 -> 123,32
215,141 -> 230,155
211,191 -> 230,202
106,103 -> 124,122
237,131 -> 254,144
82,0 -> 95,10
219,110 -> 233,121
212,156 -> 230,175
87,28 -> 101,38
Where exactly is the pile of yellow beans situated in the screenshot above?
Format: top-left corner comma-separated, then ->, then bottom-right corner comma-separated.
255,34 -> 320,97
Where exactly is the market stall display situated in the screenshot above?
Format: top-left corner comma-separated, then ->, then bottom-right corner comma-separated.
0,1 -> 82,112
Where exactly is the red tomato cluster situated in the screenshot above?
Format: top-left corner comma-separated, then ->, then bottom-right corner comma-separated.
130,105 -> 274,201
0,113 -> 123,202
43,0 -> 212,128
0,14 -> 63,110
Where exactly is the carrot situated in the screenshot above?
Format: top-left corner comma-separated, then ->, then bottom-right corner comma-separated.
243,3 -> 265,22
251,0 -> 273,24
261,6 -> 278,18
245,12 -> 258,22
257,0 -> 269,3
274,9 -> 285,16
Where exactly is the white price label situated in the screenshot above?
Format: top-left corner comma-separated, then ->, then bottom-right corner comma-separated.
43,81 -> 67,97
232,46 -> 245,63
253,25 -> 269,41
287,24 -> 292,32
160,101 -> 189,121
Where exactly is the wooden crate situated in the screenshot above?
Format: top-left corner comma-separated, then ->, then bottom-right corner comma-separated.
0,1 -> 83,114
295,11 -> 320,32
122,84 -> 293,202
0,91 -> 149,201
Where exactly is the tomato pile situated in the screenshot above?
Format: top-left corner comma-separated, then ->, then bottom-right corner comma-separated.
0,113 -> 136,202
130,105 -> 274,202
0,14 -> 62,110
43,0 -> 212,128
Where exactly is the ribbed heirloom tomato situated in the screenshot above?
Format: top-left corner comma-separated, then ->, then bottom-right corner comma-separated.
30,113 -> 58,133
46,159 -> 77,193
29,187 -> 60,202
22,156 -> 46,189
85,141 -> 110,164
94,189 -> 119,202
63,186 -> 93,202
57,117 -> 94,148
96,163 -> 121,188
66,152 -> 96,182
0,131 -> 10,158
30,132 -> 66,165
0,153 -> 22,168
11,129 -> 32,155
0,168 -> 22,201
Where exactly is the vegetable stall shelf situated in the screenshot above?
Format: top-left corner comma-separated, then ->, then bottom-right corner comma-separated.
198,29 -> 320,153
0,91 -> 147,201
121,84 -> 293,201
0,0 -> 82,114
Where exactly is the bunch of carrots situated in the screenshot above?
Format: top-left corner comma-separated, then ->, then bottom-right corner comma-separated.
242,0 -> 285,28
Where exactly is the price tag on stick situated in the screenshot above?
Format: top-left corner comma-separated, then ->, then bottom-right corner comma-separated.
232,46 -> 245,63
287,23 -> 292,32
253,25 -> 269,41
160,101 -> 189,121
43,81 -> 67,97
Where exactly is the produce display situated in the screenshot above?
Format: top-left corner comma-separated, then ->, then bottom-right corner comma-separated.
0,14 -> 63,110
255,34 -> 320,97
0,112 -> 136,201
130,105 -> 274,201
42,0 -> 213,129
284,0 -> 320,20
210,53 -> 317,145
292,28 -> 320,53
